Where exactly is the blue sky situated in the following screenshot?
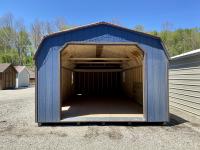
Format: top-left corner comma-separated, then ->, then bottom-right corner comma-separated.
0,0 -> 199,31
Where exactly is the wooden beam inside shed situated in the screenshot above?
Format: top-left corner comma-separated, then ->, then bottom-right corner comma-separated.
96,45 -> 103,58
73,69 -> 122,72
73,61 -> 124,64
67,58 -> 131,61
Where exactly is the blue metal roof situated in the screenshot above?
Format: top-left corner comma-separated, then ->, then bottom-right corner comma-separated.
35,22 -> 168,60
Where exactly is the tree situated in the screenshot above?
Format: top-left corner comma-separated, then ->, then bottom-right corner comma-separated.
30,20 -> 44,50
134,25 -> 144,32
0,13 -> 16,52
54,17 -> 70,31
110,19 -> 122,25
15,30 -> 31,65
0,13 -> 31,65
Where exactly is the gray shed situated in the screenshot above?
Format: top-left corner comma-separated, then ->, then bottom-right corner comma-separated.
14,66 -> 30,88
34,22 -> 169,124
169,49 -> 200,119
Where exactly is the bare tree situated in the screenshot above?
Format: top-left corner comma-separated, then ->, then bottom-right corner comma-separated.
54,17 -> 69,31
162,22 -> 173,32
45,21 -> 54,34
134,25 -> 145,32
0,13 -> 16,51
15,22 -> 31,65
30,20 -> 44,50
0,13 -> 14,28
110,18 -> 122,25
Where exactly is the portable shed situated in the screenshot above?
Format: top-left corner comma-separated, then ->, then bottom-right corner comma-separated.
27,69 -> 35,85
35,22 -> 169,124
0,63 -> 17,90
169,49 -> 200,119
14,66 -> 30,88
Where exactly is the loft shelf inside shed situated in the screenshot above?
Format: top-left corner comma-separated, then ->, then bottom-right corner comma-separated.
60,43 -> 144,122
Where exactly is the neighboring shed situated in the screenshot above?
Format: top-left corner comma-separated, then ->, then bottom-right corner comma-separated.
27,69 -> 35,85
34,22 -> 169,124
169,49 -> 200,119
0,63 -> 17,90
14,66 -> 30,88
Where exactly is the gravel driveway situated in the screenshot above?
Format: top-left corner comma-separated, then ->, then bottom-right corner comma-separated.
0,87 -> 200,150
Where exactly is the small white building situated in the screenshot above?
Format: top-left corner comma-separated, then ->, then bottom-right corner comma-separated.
14,66 -> 30,88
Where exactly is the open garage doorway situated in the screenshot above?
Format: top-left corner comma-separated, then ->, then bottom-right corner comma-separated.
60,43 -> 145,122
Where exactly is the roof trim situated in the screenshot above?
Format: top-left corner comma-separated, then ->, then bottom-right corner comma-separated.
14,66 -> 26,73
160,40 -> 170,60
0,63 -> 11,73
34,21 -> 161,58
171,49 -> 200,60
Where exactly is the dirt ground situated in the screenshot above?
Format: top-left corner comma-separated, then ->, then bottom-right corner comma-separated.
0,87 -> 200,150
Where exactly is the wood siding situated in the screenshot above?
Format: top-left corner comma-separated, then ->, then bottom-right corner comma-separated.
35,24 -> 169,123
169,54 -> 200,118
0,66 -> 16,90
122,66 -> 143,105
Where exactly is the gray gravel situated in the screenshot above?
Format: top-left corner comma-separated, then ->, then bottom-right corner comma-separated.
0,87 -> 200,150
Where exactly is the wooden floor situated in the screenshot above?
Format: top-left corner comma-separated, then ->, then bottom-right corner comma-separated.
61,96 -> 144,122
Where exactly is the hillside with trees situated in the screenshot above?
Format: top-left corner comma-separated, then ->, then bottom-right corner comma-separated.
134,23 -> 200,56
0,13 -> 200,66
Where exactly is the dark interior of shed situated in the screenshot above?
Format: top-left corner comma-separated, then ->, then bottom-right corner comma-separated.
60,44 -> 144,121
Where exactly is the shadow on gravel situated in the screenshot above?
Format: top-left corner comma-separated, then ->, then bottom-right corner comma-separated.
168,113 -> 188,126
3,87 -> 30,90
38,114 -> 188,127
37,113 -> 188,127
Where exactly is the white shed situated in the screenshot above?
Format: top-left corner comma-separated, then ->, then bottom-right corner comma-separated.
14,66 -> 30,88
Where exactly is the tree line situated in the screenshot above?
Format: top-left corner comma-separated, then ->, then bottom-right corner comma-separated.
134,23 -> 200,56
0,13 -> 200,66
0,13 -> 72,66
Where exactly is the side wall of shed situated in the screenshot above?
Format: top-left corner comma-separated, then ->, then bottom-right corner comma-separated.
169,55 -> 200,118
36,47 -> 60,122
141,44 -> 169,122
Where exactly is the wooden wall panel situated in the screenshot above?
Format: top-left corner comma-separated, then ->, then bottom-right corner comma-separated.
122,66 -> 143,104
0,66 -> 16,90
61,68 -> 73,105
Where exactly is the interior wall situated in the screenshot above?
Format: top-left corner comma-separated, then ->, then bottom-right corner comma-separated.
122,65 -> 143,105
74,71 -> 121,95
61,68 -> 73,106
61,44 -> 144,106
